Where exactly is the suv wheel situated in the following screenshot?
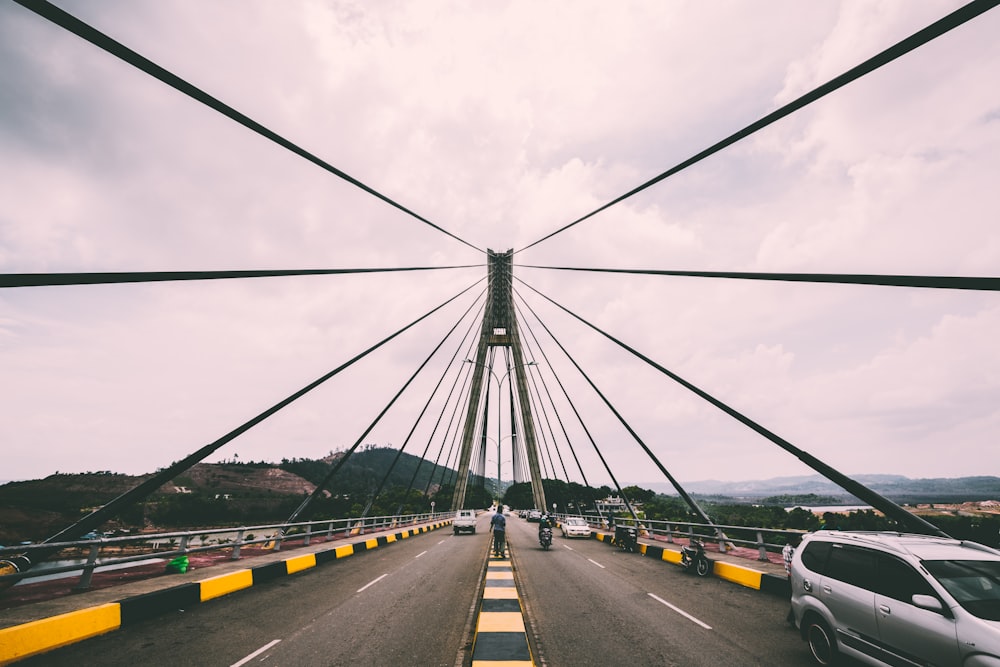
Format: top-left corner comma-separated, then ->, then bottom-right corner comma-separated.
804,616 -> 838,666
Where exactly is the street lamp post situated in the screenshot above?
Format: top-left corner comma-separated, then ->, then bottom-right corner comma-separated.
487,455 -> 511,499
464,359 -> 536,499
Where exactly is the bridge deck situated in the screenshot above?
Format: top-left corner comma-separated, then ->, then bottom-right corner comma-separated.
0,522 -> 790,664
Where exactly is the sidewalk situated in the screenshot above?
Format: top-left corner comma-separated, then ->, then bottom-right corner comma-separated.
594,530 -> 792,596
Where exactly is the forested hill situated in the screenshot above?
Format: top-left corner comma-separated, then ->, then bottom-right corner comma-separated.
0,446 -> 457,542
279,445 -> 453,496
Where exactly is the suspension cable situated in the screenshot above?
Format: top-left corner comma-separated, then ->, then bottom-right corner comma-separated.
518,316 -> 573,482
1,265 -> 481,289
517,276 -> 949,536
516,265 -> 1000,291
428,348 -> 484,495
517,316 -> 595,514
402,303 -> 486,499
514,285 -> 715,528
17,276 -> 484,571
364,294 -> 487,515
511,294 -> 643,524
516,303 -> 597,491
284,283 -> 486,525
13,0 -> 483,254
517,0 -> 999,254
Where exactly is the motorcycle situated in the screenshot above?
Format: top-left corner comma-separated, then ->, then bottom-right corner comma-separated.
539,526 -> 553,550
614,524 -> 638,553
680,539 -> 711,576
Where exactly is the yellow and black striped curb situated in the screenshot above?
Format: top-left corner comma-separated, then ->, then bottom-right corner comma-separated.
470,546 -> 533,667
593,531 -> 790,597
0,520 -> 451,666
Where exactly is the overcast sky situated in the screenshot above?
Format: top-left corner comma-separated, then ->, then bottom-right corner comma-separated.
2,1 -> 998,490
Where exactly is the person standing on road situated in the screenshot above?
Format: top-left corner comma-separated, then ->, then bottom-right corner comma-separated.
783,533 -> 802,625
782,534 -> 800,578
490,510 -> 507,557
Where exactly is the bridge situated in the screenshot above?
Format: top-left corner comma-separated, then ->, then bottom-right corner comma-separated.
2,1 -> 999,665
4,512 -> 805,665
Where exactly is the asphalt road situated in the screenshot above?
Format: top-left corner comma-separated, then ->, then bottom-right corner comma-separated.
17,513 -> 834,666
19,522 -> 488,667
506,515 -> 820,666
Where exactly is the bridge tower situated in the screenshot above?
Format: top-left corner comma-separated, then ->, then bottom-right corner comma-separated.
451,249 -> 547,512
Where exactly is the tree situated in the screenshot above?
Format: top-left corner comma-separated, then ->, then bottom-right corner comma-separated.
621,485 -> 656,504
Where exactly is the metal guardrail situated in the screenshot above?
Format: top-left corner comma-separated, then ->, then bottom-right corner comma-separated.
0,511 -> 446,591
572,513 -> 803,562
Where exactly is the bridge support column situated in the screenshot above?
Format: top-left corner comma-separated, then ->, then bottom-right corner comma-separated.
451,249 -> 547,511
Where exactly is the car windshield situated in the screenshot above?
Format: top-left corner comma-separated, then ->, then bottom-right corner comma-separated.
565,518 -> 586,526
924,559 -> 1000,621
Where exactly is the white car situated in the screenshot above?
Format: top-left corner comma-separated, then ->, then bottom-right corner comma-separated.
560,517 -> 592,539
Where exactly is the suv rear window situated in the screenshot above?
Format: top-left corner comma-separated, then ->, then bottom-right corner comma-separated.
800,540 -> 832,574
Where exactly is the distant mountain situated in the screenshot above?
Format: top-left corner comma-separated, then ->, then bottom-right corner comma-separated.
640,475 -> 1000,503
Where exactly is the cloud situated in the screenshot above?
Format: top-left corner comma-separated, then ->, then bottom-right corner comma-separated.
1,1 -> 998,488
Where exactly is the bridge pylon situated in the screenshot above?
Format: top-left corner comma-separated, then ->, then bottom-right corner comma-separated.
451,249 -> 547,512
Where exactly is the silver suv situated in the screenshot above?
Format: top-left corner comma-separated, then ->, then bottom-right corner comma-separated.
790,530 -> 1000,666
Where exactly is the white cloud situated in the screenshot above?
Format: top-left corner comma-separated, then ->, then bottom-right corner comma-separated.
1,0 -> 998,489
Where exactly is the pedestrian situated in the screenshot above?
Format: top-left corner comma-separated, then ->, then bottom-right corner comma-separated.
782,534 -> 800,578
783,533 -> 801,625
490,510 -> 507,557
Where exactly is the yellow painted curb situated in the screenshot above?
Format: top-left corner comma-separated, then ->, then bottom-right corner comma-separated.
482,586 -> 519,599
285,553 -> 316,574
365,538 -> 379,550
485,570 -> 514,580
200,569 -> 254,602
0,603 -> 120,665
477,611 -> 525,633
714,560 -> 762,590
661,549 -> 683,564
335,544 -> 354,559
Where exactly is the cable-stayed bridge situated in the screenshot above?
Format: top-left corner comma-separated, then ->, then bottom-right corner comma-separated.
2,2 -> 999,664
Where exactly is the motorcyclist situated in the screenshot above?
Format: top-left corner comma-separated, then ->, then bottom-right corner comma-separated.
537,513 -> 554,540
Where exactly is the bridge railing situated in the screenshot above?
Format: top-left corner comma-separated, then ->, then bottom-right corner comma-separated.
0,511 -> 446,591
573,513 -> 803,562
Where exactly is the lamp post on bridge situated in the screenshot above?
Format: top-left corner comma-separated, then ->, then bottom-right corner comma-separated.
486,450 -> 512,500
464,359 -> 536,501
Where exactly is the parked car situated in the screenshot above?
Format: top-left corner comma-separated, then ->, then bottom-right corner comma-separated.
453,509 -> 477,535
560,517 -> 592,539
790,530 -> 1000,666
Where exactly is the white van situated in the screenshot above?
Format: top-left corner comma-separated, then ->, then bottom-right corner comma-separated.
453,509 -> 477,535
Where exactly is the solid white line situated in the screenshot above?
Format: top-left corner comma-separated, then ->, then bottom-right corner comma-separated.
648,593 -> 713,630
587,558 -> 605,569
357,573 -> 389,592
230,639 -> 281,666
415,550 -> 428,558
